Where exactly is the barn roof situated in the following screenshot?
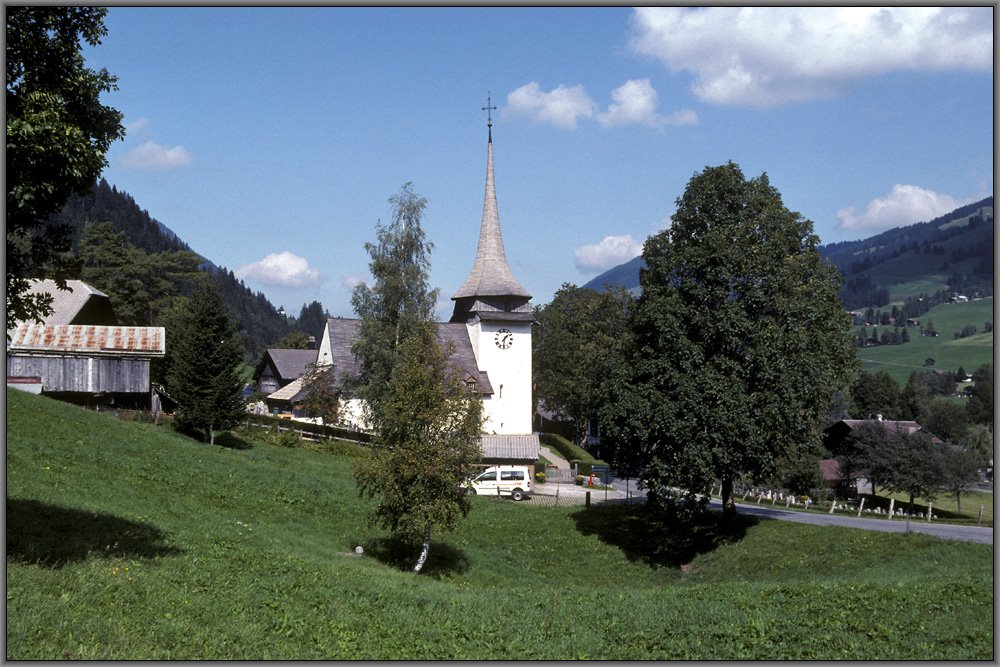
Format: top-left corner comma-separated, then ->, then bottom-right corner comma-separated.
6,280 -> 118,338
8,324 -> 165,357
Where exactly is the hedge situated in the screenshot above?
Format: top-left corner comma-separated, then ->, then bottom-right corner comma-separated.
539,432 -> 596,463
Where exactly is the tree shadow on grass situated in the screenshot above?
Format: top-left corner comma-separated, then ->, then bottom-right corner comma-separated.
361,535 -> 470,578
213,431 -> 253,450
571,502 -> 758,569
7,498 -> 184,568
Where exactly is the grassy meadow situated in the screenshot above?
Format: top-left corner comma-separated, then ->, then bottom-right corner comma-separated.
6,390 -> 994,660
859,297 -> 993,386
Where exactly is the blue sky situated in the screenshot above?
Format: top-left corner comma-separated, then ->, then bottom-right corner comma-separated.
85,7 -> 993,319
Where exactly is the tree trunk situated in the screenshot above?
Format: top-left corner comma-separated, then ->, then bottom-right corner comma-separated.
721,478 -> 736,518
413,526 -> 432,573
209,424 -> 216,446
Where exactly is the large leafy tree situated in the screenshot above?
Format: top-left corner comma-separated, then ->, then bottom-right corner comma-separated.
350,183 -> 483,572
166,278 -> 246,445
837,421 -> 899,500
533,283 -> 632,450
603,162 -> 858,516
7,7 -> 125,331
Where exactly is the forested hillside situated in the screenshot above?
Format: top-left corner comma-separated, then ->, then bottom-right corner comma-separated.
820,197 -> 993,309
583,197 -> 994,313
45,179 -> 293,362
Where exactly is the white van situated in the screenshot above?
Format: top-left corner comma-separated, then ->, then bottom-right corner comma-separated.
464,465 -> 532,501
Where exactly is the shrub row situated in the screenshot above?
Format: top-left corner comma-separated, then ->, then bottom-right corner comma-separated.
538,432 -> 594,463
244,413 -> 373,444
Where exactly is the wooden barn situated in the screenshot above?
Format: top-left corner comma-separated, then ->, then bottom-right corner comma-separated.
7,323 -> 165,410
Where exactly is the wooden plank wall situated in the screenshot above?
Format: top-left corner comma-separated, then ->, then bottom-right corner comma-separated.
6,355 -> 151,394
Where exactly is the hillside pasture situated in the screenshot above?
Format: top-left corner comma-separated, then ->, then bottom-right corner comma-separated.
5,390 -> 994,660
859,297 -> 994,386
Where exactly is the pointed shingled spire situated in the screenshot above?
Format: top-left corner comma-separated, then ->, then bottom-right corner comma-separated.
452,116 -> 531,304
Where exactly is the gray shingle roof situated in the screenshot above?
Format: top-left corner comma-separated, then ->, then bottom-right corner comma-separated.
324,318 -> 362,379
6,280 -> 117,337
321,318 -> 494,395
480,434 -> 540,460
452,135 -> 531,301
265,348 -> 318,382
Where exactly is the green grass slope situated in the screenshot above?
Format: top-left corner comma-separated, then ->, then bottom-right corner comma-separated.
6,390 -> 994,660
859,297 -> 994,385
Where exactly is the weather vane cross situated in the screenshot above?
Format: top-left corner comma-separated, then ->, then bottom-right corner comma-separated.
482,93 -> 497,128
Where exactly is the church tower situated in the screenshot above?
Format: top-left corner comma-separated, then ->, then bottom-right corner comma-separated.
452,99 -> 534,435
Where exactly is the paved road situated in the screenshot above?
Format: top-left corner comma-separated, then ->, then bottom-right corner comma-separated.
606,478 -> 993,545
715,498 -> 993,544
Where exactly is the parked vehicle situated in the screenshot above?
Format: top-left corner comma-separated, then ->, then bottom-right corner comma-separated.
464,465 -> 532,501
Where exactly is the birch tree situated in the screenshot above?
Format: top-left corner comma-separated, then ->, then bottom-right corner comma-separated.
351,183 -> 483,573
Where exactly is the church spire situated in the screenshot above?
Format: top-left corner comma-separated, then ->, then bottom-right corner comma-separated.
451,97 -> 531,315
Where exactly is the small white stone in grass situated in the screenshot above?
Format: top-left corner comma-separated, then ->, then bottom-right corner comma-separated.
355,546 -> 364,556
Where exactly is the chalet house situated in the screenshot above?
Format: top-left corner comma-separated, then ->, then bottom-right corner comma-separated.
822,418 -> 946,498
256,347 -> 318,396
818,458 -> 872,497
824,418 -> 944,454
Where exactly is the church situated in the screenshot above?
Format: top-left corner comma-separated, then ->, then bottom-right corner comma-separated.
285,107 -> 540,470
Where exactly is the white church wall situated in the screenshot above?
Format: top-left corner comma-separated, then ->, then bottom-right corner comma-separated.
474,320 -> 532,435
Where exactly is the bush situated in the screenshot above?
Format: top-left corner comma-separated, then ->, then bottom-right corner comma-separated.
535,471 -> 546,483
539,432 -> 595,463
302,438 -> 370,457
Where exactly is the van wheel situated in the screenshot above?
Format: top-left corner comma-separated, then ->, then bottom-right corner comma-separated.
511,488 -> 524,501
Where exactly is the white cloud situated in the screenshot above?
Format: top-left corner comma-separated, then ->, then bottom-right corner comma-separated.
598,79 -> 698,128
629,7 -> 993,108
236,252 -> 324,288
119,140 -> 192,170
835,184 -> 968,233
341,274 -> 365,290
125,116 -> 152,137
504,82 -> 596,129
575,235 -> 644,273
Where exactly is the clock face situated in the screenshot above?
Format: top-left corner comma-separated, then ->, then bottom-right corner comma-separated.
494,328 -> 513,350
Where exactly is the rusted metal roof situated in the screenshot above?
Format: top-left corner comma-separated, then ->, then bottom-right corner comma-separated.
8,324 -> 165,357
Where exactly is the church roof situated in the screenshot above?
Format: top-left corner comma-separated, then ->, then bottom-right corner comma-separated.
452,131 -> 531,301
318,318 -> 494,396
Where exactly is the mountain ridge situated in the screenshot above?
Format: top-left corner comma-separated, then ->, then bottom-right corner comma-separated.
583,197 -> 994,310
